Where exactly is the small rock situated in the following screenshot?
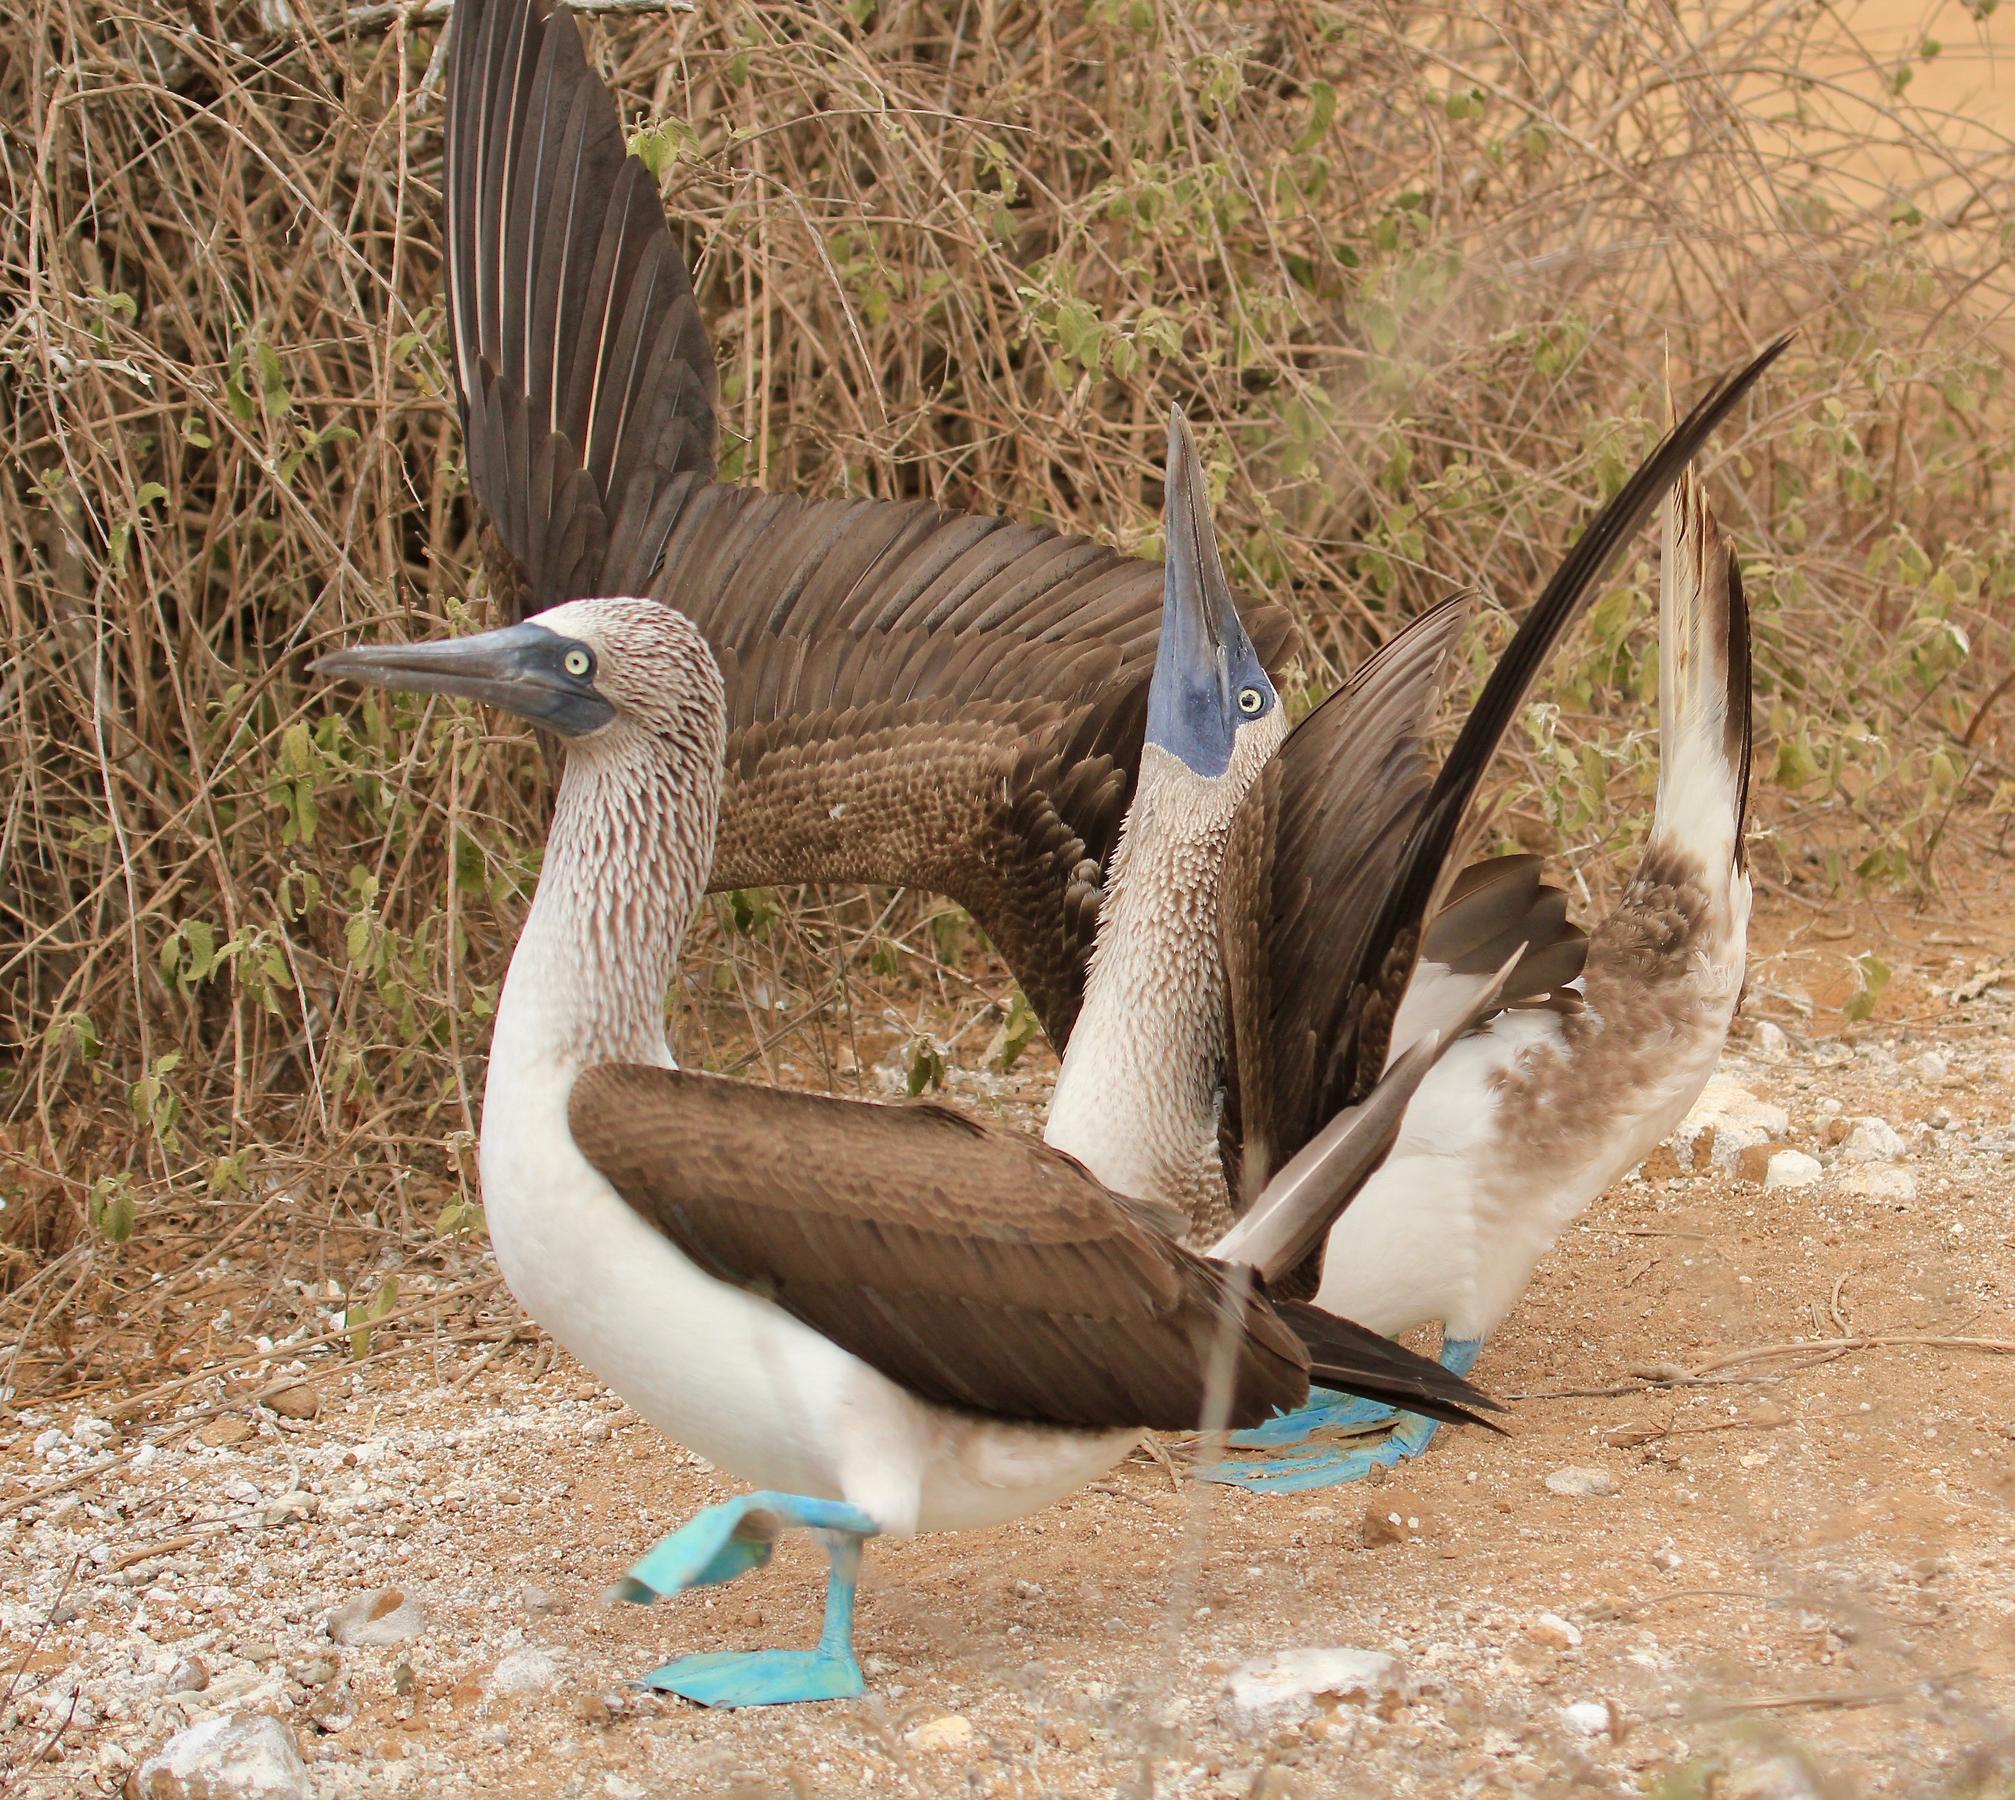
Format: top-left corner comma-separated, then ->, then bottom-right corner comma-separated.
1045,1720 -> 1092,1750
234,1640 -> 277,1666
1248,1770 -> 1304,1800
1360,1492 -> 1432,1548
1560,1700 -> 1611,1738
1911,1051 -> 1949,1081
261,1386 -> 320,1422
904,1713 -> 976,1752
162,1656 -> 209,1696
1219,1648 -> 1408,1731
1527,1612 -> 1582,1650
1836,1165 -> 1916,1203
1752,1148 -> 1821,1190
260,1491 -> 317,1529
326,1587 -> 426,1648
1544,1466 -> 1619,1499
489,1647 -> 561,1696
1669,1079 -> 1790,1169
307,1680 -> 356,1735
517,1585 -> 561,1617
1651,1547 -> 1684,1571
134,1714 -> 308,1800
1750,1021 -> 1791,1060
1837,1116 -> 1906,1163
197,1418 -> 253,1450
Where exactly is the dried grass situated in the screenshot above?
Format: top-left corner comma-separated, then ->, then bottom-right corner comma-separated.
2,0 -> 2013,1386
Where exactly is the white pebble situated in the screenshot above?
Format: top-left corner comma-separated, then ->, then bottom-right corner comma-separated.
1544,1466 -> 1620,1498
1761,1149 -> 1823,1190
1561,1700 -> 1612,1737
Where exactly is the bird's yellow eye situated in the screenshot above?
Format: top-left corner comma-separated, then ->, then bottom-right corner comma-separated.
563,648 -> 593,678
1237,686 -> 1265,716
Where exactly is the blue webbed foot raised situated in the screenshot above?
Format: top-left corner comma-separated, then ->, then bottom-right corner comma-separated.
615,1491 -> 878,1707
1200,1339 -> 1483,1494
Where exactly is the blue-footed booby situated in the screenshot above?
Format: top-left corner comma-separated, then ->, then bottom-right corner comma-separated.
313,591 -> 1510,1709
1212,464 -> 1758,1488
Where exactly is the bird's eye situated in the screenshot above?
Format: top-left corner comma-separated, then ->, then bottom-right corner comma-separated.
1237,686 -> 1265,716
562,648 -> 594,679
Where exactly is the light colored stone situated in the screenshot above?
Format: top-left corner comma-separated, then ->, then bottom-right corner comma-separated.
261,1386 -> 320,1421
197,1417 -> 253,1450
162,1655 -> 209,1695
259,1491 -> 317,1529
1750,1021 -> 1791,1060
1544,1466 -> 1619,1498
1668,1079 -> 1790,1168
904,1713 -> 977,1751
1527,1612 -> 1582,1650
1837,1116 -> 1906,1163
135,1714 -> 308,1800
489,1646 -> 561,1696
1219,1648 -> 1409,1730
326,1586 -> 426,1648
1836,1165 -> 1917,1203
1760,1149 -> 1822,1190
1910,1051 -> 1949,1081
1560,1700 -> 1612,1737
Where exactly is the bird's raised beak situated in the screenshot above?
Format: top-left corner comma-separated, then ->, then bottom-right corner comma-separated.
1145,407 -> 1272,777
311,621 -> 613,738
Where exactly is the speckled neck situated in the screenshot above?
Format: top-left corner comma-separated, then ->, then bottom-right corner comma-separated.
492,725 -> 720,1084
1045,743 -> 1245,1239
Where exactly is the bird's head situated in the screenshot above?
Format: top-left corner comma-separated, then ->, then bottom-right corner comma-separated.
312,596 -> 725,761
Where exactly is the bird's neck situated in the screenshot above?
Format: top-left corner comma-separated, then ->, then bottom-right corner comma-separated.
1045,744 -> 1239,1234
491,737 -> 718,1090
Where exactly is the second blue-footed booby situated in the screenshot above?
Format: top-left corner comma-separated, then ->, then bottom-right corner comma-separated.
312,595 -> 1509,1709
1209,464 -> 1758,1488
443,0 -> 1582,1054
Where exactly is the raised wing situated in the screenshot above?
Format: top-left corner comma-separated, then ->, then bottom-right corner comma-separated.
1224,337 -> 1790,1205
445,0 -> 1294,1045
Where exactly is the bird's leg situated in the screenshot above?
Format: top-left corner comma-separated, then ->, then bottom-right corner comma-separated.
1199,1338 -> 1484,1493
614,1490 -> 879,1706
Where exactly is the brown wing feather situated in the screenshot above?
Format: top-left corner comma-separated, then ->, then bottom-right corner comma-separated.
446,0 -> 1294,1048
567,1064 -> 1309,1432
1224,339 -> 1790,1212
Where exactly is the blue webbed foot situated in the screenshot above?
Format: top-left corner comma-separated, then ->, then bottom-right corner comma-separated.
616,1491 -> 878,1708
641,1646 -> 864,1707
1226,1385 -> 1400,1450
1200,1339 -> 1484,1494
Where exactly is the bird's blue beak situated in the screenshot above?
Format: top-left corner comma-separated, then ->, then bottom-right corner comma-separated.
312,621 -> 613,738
1145,408 -> 1276,779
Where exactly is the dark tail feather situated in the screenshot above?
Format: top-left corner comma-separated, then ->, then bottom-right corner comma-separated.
1276,1300 -> 1506,1431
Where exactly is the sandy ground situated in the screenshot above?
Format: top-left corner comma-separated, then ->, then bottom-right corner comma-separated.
5,887 -> 2015,1798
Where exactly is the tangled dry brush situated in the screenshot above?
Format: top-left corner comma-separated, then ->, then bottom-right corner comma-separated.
2,0 -> 2012,1335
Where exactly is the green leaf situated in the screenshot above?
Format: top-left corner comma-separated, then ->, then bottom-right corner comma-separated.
1293,80 -> 1337,154
995,990 -> 1041,1073
906,1038 -> 945,1097
1844,952 -> 1891,1023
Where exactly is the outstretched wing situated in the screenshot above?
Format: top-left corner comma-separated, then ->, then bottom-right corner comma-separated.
1223,338 -> 1791,1205
445,0 -> 1294,1045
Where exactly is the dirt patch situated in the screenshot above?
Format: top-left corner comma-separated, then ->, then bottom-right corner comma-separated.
5,891 -> 2015,1798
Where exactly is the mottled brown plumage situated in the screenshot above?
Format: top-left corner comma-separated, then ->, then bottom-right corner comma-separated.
445,0 -> 1292,1047
568,1063 -> 1497,1433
